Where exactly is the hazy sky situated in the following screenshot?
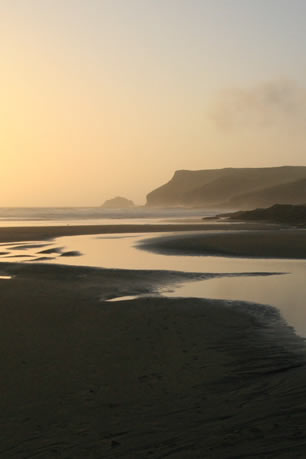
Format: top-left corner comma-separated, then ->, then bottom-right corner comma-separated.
2,0 -> 306,206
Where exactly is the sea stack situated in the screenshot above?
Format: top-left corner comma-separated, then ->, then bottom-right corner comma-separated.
101,196 -> 135,209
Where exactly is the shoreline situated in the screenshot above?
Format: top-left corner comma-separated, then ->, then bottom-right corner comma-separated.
138,229 -> 306,259
0,261 -> 306,457
2,224 -> 306,456
0,221 -> 279,243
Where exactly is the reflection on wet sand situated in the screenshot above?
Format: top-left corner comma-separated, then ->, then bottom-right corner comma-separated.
0,232 -> 306,337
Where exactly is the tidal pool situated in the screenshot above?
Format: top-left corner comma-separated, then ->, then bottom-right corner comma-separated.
0,232 -> 306,337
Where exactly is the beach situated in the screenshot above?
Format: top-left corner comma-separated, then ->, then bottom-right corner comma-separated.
0,221 -> 277,243
1,226 -> 306,457
139,229 -> 306,259
4,0 -> 306,456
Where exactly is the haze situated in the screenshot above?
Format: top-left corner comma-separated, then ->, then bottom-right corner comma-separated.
2,0 -> 306,206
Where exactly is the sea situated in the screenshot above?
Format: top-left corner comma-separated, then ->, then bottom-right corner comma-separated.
0,206 -> 216,226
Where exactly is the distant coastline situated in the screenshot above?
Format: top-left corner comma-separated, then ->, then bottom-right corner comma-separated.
146,166 -> 306,209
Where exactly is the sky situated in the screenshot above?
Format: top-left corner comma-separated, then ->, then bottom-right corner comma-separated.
2,0 -> 306,206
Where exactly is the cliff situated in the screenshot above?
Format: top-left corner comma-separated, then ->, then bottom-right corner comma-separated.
146,166 -> 306,209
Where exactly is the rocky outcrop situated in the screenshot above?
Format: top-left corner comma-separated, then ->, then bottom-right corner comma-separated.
101,197 -> 134,209
219,203 -> 306,225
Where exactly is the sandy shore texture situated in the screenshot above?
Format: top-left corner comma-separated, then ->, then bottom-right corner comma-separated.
0,221 -> 278,243
0,262 -> 306,457
138,229 -> 306,259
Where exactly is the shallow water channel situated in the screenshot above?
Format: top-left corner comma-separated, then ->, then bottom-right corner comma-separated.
1,232 -> 306,338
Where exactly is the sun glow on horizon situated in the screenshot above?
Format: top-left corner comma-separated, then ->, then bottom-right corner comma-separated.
2,0 -> 306,206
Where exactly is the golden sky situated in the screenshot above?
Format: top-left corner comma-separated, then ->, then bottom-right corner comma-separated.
2,0 -> 306,205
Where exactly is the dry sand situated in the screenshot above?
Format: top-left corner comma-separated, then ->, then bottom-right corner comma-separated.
139,229 -> 306,259
0,262 -> 306,457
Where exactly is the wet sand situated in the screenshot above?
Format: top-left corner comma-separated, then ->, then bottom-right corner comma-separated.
0,221 -> 277,243
1,262 -> 306,457
139,229 -> 306,259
